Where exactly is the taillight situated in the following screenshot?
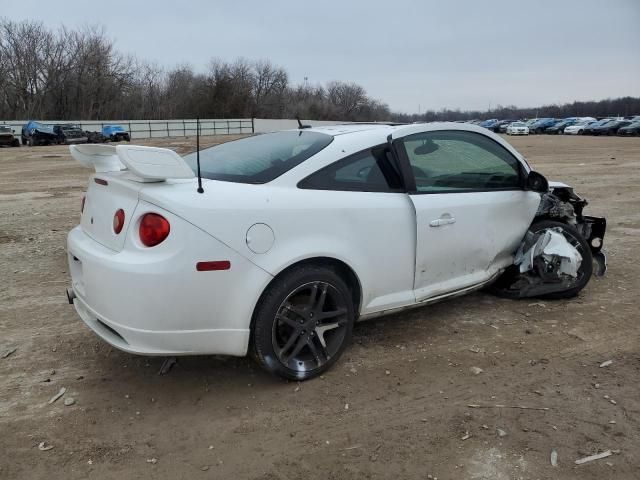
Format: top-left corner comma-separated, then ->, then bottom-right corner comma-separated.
139,213 -> 170,247
113,209 -> 125,234
81,195 -> 86,213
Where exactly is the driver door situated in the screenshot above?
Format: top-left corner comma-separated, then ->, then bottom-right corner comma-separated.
395,129 -> 540,302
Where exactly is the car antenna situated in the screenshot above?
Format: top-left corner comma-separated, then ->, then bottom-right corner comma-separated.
196,118 -> 204,194
296,116 -> 311,130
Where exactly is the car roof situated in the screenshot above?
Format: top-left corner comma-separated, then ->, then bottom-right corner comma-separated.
271,121 -> 529,186
302,123 -> 400,136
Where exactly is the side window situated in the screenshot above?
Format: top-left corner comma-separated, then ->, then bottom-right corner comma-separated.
401,130 -> 522,193
298,147 -> 403,192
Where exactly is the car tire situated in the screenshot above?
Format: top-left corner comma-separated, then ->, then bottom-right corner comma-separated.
489,220 -> 593,300
251,265 -> 355,381
28,137 -> 34,147
12,139 -> 20,147
577,130 -> 583,135
530,220 -> 593,299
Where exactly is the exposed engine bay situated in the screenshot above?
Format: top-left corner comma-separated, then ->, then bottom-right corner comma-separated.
492,183 -> 606,298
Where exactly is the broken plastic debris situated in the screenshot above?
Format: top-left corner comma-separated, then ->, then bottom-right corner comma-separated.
515,228 -> 582,277
38,442 -> 54,451
575,450 -> 612,465
158,357 -> 177,375
469,367 -> 483,375
599,360 -> 613,368
48,387 -> 66,404
550,449 -> 558,467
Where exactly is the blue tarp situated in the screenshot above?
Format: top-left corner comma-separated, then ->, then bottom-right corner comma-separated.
24,121 -> 55,135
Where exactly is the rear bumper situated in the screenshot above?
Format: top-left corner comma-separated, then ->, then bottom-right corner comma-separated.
70,292 -> 250,356
66,211 -> 273,356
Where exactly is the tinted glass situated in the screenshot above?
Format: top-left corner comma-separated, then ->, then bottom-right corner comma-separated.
0,126 -> 11,133
184,131 -> 333,184
299,147 -> 403,192
401,130 -> 522,193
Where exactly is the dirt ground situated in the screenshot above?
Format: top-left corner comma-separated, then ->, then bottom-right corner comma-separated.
1,133 -> 639,480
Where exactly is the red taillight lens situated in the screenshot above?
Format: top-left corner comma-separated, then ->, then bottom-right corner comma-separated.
139,213 -> 170,247
113,209 -> 125,234
81,195 -> 86,213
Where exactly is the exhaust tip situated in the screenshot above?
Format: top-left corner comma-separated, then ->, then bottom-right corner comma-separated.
66,287 -> 76,305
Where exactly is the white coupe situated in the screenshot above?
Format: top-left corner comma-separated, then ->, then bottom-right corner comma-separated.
66,123 -> 606,380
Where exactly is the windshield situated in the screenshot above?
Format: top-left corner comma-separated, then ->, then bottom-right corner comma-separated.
183,131 -> 333,184
0,126 -> 11,133
511,122 -> 525,127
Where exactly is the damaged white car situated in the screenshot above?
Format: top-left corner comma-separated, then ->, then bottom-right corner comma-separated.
65,123 -> 606,380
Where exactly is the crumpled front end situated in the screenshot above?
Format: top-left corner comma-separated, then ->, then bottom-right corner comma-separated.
537,183 -> 607,276
491,183 -> 606,299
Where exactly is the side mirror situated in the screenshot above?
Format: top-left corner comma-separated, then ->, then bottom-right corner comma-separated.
525,171 -> 549,193
12,129 -> 15,133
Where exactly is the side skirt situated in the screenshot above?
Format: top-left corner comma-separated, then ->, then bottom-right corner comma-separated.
357,272 -> 502,322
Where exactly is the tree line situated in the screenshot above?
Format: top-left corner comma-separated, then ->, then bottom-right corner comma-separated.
1,18 -> 637,123
0,19 -> 390,121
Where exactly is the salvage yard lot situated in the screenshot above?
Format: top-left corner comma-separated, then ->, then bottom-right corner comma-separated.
1,134 -> 639,479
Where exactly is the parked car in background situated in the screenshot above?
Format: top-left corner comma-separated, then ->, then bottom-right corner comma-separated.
102,125 -> 130,142
583,119 -> 613,135
53,124 -> 88,145
591,120 -> 632,136
479,119 -> 499,129
529,118 -> 558,134
506,122 -> 529,135
544,119 -> 575,134
565,120 -> 598,135
0,125 -> 20,147
493,119 -> 518,133
617,121 -> 640,136
21,121 -> 57,146
85,130 -> 106,143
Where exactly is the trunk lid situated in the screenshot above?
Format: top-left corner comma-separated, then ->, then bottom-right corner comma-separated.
81,172 -> 144,251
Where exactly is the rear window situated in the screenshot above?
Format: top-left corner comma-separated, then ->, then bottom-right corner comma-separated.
183,131 -> 333,184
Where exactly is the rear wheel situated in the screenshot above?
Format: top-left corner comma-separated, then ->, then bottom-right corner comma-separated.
251,265 -> 355,381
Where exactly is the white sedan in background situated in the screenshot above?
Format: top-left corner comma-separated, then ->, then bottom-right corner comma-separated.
506,122 -> 529,135
66,123 -> 606,380
564,120 -> 598,135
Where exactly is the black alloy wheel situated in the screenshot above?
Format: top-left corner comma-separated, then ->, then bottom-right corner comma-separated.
251,266 -> 355,380
273,281 -> 349,370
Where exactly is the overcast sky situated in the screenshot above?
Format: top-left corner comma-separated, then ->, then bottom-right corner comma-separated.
7,0 -> 640,113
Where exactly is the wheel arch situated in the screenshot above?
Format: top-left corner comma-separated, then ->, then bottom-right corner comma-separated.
250,256 -> 363,331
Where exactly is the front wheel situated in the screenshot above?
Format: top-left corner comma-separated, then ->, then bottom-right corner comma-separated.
251,265 -> 355,381
490,220 -> 593,300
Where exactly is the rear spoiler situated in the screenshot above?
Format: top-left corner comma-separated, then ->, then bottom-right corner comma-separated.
70,144 -> 195,182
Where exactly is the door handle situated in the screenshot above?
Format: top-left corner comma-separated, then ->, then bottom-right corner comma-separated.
429,215 -> 456,227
